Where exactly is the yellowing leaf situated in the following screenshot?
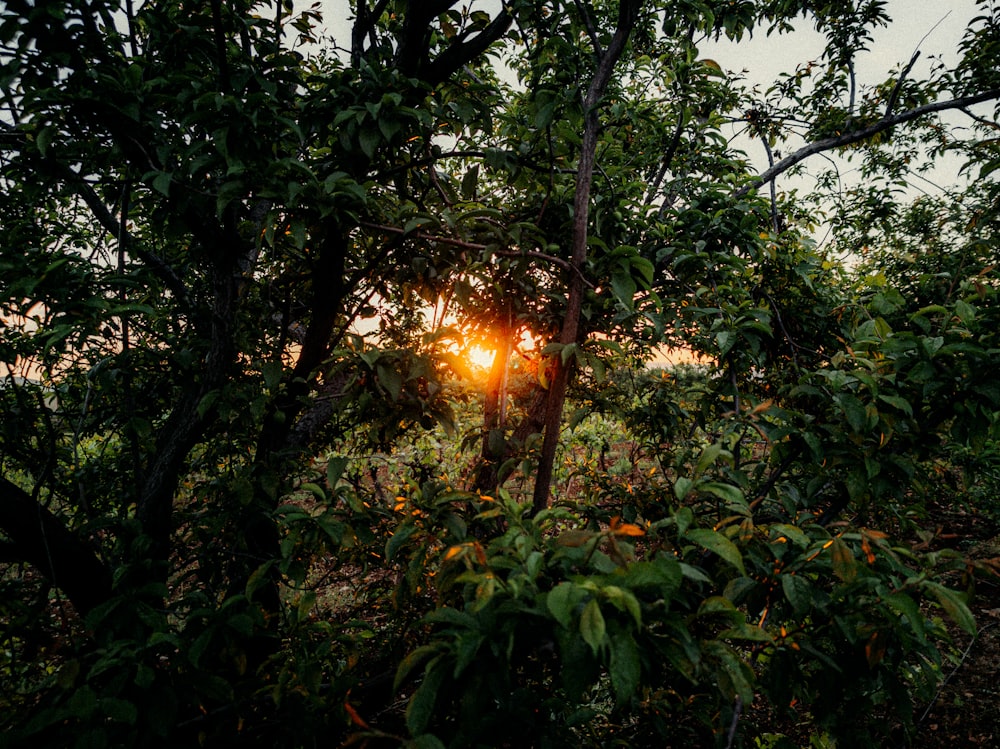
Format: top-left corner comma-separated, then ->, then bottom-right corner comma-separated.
557,530 -> 596,547
830,537 -> 857,582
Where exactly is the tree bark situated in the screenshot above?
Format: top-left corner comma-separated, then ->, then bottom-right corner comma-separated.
531,0 -> 643,514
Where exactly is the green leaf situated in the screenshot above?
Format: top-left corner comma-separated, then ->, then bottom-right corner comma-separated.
781,573 -> 813,616
704,641 -> 754,704
716,330 -> 735,356
619,557 -> 681,598
686,528 -> 745,575
394,645 -> 441,693
608,629 -> 641,705
36,125 -> 53,156
358,128 -> 380,159
630,255 -> 655,286
409,735 -> 447,749
378,116 -> 400,142
300,482 -> 326,500
261,360 -> 283,390
611,272 -> 637,308
423,607 -> 477,629
461,165 -> 479,200
883,592 -> 927,644
152,171 -> 172,196
877,393 -> 913,416
101,697 -> 138,725
385,522 -> 418,562
771,524 -> 810,548
376,362 -> 403,400
580,598 -> 606,654
674,506 -> 693,536
602,585 -> 642,628
546,583 -> 583,629
674,477 -> 694,501
836,393 -> 867,433
923,581 -> 976,635
534,98 -> 557,128
719,621 -> 773,642
326,456 -> 349,487
68,687 -> 98,718
699,481 -> 744,507
695,443 -> 724,475
406,658 -> 447,736
954,299 -> 975,323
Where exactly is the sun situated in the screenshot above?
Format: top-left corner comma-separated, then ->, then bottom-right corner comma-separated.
465,344 -> 496,372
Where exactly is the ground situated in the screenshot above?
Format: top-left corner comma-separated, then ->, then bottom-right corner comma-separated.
905,502 -> 1000,749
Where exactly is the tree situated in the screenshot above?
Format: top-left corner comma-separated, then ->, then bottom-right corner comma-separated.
2,0 -> 999,747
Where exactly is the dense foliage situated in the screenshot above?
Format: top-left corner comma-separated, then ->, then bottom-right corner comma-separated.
1,1 -> 999,747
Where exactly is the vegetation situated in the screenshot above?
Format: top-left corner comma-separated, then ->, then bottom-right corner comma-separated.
1,1 -> 999,747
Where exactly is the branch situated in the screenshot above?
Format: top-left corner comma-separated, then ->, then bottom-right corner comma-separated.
884,51 -> 920,117
572,0 -> 604,58
50,160 -> 193,307
0,477 -> 112,617
425,9 -> 514,85
209,0 -> 232,93
358,220 -> 576,275
960,106 -> 1000,130
352,0 -> 391,66
738,87 -> 1000,196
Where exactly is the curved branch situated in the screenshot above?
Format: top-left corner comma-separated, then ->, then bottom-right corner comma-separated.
738,87 -> 1000,196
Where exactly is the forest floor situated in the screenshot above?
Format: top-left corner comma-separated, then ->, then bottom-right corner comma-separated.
902,500 -> 1000,748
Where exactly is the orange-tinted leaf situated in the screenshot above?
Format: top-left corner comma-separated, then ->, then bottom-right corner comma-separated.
861,537 -> 875,564
865,630 -> 886,667
473,541 -> 487,566
344,696 -> 369,728
830,537 -> 857,582
613,523 -> 645,537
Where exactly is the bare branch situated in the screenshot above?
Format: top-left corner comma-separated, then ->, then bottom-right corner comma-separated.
738,87 -> 1000,196
761,136 -> 779,233
885,51 -> 920,117
960,106 -> 1000,130
573,0 -> 604,58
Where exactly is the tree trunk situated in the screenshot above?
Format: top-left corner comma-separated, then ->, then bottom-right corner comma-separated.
531,0 -> 643,514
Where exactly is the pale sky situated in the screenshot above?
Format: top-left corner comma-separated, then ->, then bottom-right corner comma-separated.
309,1 -> 985,193
313,1 -> 978,82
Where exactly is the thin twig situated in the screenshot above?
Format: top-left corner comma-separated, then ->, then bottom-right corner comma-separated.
357,220 -> 582,277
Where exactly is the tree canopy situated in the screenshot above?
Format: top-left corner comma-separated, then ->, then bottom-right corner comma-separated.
1,1 -> 999,747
